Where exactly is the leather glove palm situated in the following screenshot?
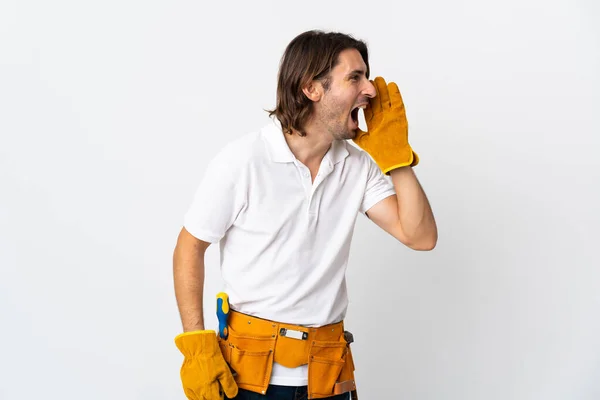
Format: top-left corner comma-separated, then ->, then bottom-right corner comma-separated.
353,76 -> 419,174
175,330 -> 238,400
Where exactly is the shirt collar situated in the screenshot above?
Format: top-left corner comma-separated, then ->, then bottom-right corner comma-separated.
262,119 -> 349,165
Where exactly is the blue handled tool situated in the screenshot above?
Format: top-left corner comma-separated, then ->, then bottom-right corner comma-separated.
216,292 -> 230,339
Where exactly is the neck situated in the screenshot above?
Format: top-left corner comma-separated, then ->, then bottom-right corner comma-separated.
284,123 -> 333,168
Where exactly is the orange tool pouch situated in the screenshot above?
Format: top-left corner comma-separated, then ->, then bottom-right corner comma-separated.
217,310 -> 358,399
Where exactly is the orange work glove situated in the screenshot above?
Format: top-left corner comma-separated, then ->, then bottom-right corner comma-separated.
174,330 -> 238,400
353,76 -> 419,174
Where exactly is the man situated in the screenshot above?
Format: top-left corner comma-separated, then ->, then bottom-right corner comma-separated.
172,30 -> 437,400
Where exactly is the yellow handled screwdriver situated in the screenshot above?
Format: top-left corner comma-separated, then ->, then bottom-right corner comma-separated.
216,292 -> 230,339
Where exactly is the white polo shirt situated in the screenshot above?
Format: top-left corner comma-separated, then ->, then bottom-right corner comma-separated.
183,119 -> 396,385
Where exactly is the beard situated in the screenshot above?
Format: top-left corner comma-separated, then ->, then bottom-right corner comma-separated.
332,126 -> 357,141
319,102 -> 358,141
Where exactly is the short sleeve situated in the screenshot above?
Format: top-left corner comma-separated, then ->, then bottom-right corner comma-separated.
183,150 -> 246,243
359,155 -> 396,214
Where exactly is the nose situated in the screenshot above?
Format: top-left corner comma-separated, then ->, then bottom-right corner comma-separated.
364,79 -> 376,98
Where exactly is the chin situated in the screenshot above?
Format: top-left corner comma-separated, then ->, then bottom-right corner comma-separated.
333,131 -> 354,141
344,129 -> 358,140
330,122 -> 356,140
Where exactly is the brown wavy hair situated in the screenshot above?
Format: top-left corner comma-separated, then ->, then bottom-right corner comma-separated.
267,30 -> 370,137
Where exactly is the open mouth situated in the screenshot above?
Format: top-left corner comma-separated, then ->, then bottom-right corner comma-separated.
351,107 -> 359,124
350,104 -> 367,128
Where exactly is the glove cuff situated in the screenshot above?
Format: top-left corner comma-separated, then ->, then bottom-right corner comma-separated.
381,150 -> 419,174
174,330 -> 219,357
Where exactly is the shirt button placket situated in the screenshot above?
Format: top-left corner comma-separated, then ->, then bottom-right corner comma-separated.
306,175 -> 313,215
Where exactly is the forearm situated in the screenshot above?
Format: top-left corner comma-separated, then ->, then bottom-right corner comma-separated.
173,239 -> 206,332
390,167 -> 437,249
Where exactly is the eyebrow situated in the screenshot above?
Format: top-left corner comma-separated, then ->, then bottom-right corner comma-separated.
346,69 -> 366,77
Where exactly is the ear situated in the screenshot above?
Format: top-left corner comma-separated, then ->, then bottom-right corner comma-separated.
302,80 -> 323,102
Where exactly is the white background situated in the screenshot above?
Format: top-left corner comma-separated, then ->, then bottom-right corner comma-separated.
1,0 -> 599,399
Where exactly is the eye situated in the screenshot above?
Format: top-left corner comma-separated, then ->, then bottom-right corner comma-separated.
350,75 -> 360,82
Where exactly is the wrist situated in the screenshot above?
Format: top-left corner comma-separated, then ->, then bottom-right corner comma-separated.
182,318 -> 205,332
184,325 -> 205,332
388,165 -> 412,175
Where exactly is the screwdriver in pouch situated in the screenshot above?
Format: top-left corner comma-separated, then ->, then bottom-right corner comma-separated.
216,292 -> 230,339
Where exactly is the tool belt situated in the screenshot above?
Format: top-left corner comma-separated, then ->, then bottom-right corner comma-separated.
217,310 -> 358,399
